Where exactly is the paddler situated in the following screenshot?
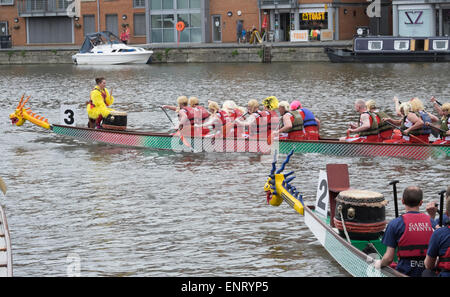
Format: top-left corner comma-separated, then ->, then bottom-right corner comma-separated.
235,99 -> 263,138
201,100 -> 231,137
222,100 -> 245,121
188,96 -> 210,124
425,186 -> 450,228
424,192 -> 450,277
86,77 -> 115,129
365,99 -> 394,141
260,96 -> 280,136
222,100 -> 246,138
273,101 -> 305,141
410,97 -> 439,136
290,100 -> 320,140
188,96 -> 210,136
340,99 -> 379,142
429,97 -> 450,144
375,186 -> 435,277
172,95 -> 192,134
383,102 -> 430,144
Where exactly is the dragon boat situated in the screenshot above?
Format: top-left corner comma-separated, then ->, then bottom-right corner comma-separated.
9,96 -> 450,160
264,151 -> 407,277
0,178 -> 13,277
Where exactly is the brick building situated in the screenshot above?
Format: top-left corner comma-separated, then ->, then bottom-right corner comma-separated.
0,0 -> 393,47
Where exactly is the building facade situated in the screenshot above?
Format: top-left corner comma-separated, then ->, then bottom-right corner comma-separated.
0,0 -> 397,47
393,0 -> 450,37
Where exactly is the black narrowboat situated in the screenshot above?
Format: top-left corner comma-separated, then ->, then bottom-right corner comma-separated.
325,36 -> 450,63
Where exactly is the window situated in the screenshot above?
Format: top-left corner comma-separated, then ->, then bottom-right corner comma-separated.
368,40 -> 383,51
105,14 -> 118,36
177,0 -> 200,8
177,13 -> 201,43
0,0 -> 14,5
177,0 -> 188,9
151,14 -> 175,43
133,0 -> 145,8
190,0 -> 200,8
151,0 -> 174,9
0,21 -> 8,36
83,15 -> 96,36
433,40 -> 448,50
134,13 -> 145,36
394,40 -> 409,51
150,0 -> 161,9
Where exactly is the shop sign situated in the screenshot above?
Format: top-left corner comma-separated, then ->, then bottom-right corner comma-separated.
301,12 -> 326,21
320,29 -> 333,41
404,11 -> 424,24
290,30 -> 309,42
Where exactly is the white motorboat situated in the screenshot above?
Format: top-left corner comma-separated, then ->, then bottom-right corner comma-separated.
72,31 -> 153,65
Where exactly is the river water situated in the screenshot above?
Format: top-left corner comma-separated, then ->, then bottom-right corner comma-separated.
0,62 -> 449,277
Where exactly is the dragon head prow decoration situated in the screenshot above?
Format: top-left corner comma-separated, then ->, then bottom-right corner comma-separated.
10,95 -> 51,130
264,150 -> 305,215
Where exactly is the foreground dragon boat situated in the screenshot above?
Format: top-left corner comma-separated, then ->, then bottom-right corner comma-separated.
0,177 -> 13,277
9,96 -> 450,160
264,151 -> 406,277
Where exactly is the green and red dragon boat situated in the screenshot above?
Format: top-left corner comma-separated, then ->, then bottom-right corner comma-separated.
264,151 -> 407,277
8,96 -> 450,160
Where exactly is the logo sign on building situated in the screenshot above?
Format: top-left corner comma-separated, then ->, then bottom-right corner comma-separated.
404,11 -> 424,24
66,0 -> 81,18
301,12 -> 326,21
290,30 -> 309,42
366,0 -> 381,18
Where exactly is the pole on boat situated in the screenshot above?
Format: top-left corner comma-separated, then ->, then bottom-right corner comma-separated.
439,189 -> 446,227
389,180 -> 400,218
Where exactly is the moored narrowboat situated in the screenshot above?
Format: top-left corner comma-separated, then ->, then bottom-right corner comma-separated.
325,35 -> 450,63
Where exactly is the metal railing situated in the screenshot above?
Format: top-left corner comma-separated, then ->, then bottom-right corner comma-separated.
17,0 -> 72,16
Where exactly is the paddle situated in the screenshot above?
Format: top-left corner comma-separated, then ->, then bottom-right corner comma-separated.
160,106 -> 176,128
384,121 -> 431,145
389,180 -> 400,218
426,123 -> 447,135
0,177 -> 6,195
430,96 -> 443,106
160,106 -> 193,151
439,189 -> 446,227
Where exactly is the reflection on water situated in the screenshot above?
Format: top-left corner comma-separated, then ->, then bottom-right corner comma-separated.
0,63 -> 449,276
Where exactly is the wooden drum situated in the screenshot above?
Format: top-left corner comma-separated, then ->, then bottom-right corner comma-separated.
102,111 -> 127,130
333,189 -> 388,240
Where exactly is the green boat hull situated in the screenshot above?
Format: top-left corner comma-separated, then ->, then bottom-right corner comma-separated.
51,125 -> 449,159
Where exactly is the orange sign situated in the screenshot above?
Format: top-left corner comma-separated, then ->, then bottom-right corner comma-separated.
176,21 -> 185,32
290,30 -> 309,42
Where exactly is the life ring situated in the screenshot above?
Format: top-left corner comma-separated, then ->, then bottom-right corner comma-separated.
176,21 -> 185,32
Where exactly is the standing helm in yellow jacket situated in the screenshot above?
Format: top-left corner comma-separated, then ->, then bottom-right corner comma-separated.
262,96 -> 279,110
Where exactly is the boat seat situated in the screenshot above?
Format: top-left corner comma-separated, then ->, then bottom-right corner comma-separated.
326,164 -> 352,227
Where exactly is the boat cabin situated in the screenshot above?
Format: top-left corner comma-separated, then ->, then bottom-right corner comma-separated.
353,36 -> 450,53
79,31 -> 124,54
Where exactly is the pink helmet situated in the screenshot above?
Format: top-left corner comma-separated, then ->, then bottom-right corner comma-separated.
290,100 -> 302,111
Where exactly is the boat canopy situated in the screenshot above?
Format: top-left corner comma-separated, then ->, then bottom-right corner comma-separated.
79,31 -> 123,53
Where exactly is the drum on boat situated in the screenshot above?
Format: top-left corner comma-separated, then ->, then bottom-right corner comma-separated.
102,111 -> 127,130
333,189 -> 387,240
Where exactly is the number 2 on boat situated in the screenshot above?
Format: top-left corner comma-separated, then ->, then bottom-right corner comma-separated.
315,170 -> 329,218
